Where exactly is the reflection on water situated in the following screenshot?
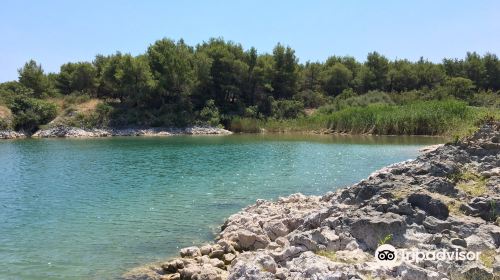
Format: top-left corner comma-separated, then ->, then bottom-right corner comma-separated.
0,134 -> 445,279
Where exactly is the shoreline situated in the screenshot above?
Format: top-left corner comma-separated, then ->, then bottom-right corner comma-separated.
0,126 -> 232,139
0,125 -> 451,140
123,122 -> 499,280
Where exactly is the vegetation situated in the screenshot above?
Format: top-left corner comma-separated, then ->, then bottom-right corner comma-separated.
449,169 -> 488,196
0,37 -> 499,134
378,234 -> 393,246
479,249 -> 496,269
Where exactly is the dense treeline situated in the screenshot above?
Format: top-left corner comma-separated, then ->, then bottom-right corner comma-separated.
0,38 -> 499,132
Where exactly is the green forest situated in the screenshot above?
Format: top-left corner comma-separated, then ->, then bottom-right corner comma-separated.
1,38 -> 499,135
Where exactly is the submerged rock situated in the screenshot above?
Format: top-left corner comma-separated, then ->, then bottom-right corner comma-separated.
122,122 -> 500,280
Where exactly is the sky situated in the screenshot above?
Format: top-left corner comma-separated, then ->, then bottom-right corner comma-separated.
1,0 -> 499,82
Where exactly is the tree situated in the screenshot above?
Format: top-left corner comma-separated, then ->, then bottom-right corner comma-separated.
252,54 -> 275,116
415,57 -> 446,89
18,60 -> 48,98
98,53 -> 154,105
242,47 -> 258,106
301,61 -> 323,92
442,58 -> 464,77
147,38 -> 195,107
271,43 -> 298,99
442,77 -> 475,100
365,52 -> 389,91
194,38 -> 248,113
57,62 -> 98,95
482,53 -> 500,90
464,52 -> 485,88
388,59 -> 418,92
321,63 -> 353,96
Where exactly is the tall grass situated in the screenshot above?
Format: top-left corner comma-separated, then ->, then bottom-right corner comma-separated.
325,100 -> 471,135
229,100 -> 499,136
229,117 -> 261,133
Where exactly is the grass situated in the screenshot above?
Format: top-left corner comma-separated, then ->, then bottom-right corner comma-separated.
449,170 -> 488,197
479,249 -> 496,268
316,250 -> 338,261
378,234 -> 393,246
230,100 -> 500,137
447,200 -> 464,216
323,100 -> 498,136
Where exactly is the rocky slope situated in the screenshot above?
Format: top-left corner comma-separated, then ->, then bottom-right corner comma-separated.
123,122 -> 500,280
0,126 -> 232,139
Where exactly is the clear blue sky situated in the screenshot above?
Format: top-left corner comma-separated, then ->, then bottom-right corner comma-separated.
1,0 -> 499,82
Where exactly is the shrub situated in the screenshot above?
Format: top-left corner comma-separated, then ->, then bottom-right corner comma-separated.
318,90 -> 394,114
293,90 -> 328,108
441,77 -> 475,100
199,99 -> 221,126
335,88 -> 357,100
243,105 -> 260,118
469,90 -> 500,108
0,118 -> 9,130
10,97 -> 58,132
271,99 -> 305,119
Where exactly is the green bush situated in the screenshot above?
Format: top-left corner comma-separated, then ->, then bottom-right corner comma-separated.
199,99 -> 221,126
440,77 -> 475,100
10,98 -> 58,132
318,90 -> 394,114
271,99 -> 305,119
0,118 -> 9,130
469,91 -> 500,108
293,90 -> 328,108
243,105 -> 260,118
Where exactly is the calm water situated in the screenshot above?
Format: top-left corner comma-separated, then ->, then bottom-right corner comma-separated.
0,134 -> 444,279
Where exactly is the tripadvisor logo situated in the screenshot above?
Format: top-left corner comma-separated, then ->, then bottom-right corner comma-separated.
375,244 -> 480,267
375,244 -> 399,266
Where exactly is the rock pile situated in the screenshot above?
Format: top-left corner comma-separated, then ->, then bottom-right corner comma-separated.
123,122 -> 500,280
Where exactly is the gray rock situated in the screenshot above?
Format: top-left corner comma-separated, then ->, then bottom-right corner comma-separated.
179,247 -> 201,258
423,216 -> 452,233
349,211 -> 406,250
408,193 -> 449,220
450,238 -> 467,247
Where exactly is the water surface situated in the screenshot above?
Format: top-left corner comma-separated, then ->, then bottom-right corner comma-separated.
0,134 -> 444,279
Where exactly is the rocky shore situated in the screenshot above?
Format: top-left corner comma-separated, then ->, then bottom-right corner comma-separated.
123,122 -> 500,280
0,126 -> 232,139
0,130 -> 27,139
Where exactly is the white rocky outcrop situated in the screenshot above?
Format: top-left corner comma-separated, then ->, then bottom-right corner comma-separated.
29,126 -> 233,138
0,130 -> 27,139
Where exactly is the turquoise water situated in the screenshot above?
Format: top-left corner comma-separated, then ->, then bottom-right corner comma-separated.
0,134 -> 444,279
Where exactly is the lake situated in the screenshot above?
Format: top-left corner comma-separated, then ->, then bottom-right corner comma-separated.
0,134 -> 444,279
